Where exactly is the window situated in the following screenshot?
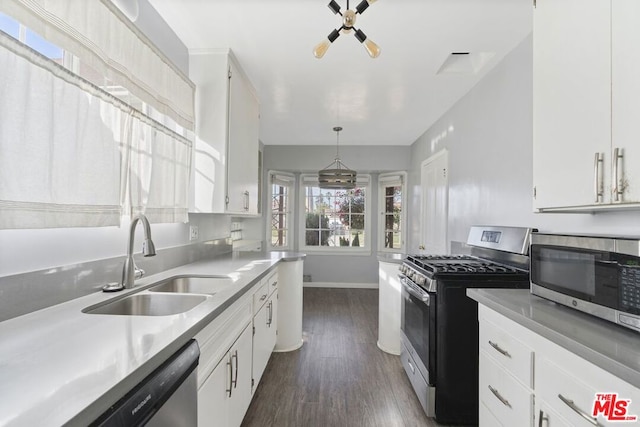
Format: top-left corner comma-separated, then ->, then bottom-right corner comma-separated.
268,172 -> 295,250
0,12 -> 192,228
379,172 -> 406,253
300,175 -> 370,252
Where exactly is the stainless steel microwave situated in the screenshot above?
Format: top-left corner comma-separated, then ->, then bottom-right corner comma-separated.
530,232 -> 640,333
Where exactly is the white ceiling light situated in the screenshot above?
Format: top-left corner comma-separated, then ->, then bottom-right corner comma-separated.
313,0 -> 380,59
318,127 -> 357,189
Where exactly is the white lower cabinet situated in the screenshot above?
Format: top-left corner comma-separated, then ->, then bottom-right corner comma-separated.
252,272 -> 278,392
198,324 -> 252,427
478,305 -> 640,427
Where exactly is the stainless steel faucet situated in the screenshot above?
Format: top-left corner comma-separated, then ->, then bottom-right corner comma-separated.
103,214 -> 156,292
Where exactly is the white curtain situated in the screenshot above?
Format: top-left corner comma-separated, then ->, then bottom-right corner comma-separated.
0,0 -> 195,129
0,34 -> 122,228
0,31 -> 192,228
126,114 -> 191,223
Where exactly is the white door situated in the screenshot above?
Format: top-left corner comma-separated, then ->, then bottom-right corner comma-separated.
612,0 -> 640,203
532,0 -> 611,209
197,353 -> 230,427
228,324 -> 254,427
420,150 -> 448,254
227,60 -> 259,214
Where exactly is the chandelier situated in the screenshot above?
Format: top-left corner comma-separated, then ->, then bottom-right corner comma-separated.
318,126 -> 357,189
313,0 -> 380,59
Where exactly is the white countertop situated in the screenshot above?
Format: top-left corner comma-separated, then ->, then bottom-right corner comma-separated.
0,251 -> 304,427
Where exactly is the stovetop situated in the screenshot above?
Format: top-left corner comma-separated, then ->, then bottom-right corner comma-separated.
405,254 -> 524,276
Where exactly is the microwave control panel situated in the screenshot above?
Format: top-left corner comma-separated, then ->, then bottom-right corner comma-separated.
620,266 -> 640,313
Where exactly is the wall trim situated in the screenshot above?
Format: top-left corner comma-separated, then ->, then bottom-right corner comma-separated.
303,282 -> 378,289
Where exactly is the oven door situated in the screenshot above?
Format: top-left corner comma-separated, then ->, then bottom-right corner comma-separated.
400,276 -> 436,385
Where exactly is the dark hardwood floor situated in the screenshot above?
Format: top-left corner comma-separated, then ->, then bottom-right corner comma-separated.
241,288 -> 442,427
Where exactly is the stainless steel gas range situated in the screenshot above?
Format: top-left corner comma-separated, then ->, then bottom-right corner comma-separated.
398,226 -> 534,425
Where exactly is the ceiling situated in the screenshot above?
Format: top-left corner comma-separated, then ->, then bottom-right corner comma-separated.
148,0 -> 533,146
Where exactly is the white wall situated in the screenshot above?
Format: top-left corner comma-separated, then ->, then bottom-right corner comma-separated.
409,33 -> 640,253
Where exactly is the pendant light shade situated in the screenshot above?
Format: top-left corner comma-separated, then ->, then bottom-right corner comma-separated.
318,127 -> 357,189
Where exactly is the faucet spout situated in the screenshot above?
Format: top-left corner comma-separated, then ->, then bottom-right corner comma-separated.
121,214 -> 156,289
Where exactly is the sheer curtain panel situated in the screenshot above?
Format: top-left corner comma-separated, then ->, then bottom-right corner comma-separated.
0,0 -> 195,129
0,34 -> 122,228
126,114 -> 191,224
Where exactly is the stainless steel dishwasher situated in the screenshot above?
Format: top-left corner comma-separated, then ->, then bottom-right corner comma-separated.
91,339 -> 199,427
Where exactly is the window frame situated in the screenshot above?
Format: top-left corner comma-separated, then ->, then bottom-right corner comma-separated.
266,171 -> 295,251
298,174 -> 372,255
378,172 -> 407,253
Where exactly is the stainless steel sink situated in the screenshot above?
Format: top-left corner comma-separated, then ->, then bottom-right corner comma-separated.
149,275 -> 234,295
83,293 -> 207,316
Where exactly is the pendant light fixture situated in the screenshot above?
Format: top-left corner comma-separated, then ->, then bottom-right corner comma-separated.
313,0 -> 380,59
318,126 -> 357,189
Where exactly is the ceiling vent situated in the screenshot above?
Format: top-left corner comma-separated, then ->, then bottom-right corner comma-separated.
437,52 -> 495,75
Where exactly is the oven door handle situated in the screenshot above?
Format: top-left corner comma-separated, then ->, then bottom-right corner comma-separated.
401,279 -> 430,305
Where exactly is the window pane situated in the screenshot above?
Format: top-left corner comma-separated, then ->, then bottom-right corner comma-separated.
25,29 -> 63,61
0,13 -> 20,38
271,230 -> 287,246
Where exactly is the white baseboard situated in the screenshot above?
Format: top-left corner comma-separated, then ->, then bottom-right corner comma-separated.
303,281 -> 378,289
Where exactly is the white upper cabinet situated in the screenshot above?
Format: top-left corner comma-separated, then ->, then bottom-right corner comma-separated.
189,49 -> 260,215
533,0 -> 640,211
612,0 -> 640,204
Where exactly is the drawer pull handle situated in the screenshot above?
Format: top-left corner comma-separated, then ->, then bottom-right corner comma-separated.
488,385 -> 512,408
260,294 -> 267,301
538,410 -> 548,427
488,340 -> 512,358
558,394 -> 602,426
272,280 -> 277,287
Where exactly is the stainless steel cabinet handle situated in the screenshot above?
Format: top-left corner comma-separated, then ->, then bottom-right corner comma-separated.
226,356 -> 233,397
243,191 -> 250,210
558,394 -> 602,426
260,294 -> 267,301
267,301 -> 273,326
488,385 -> 512,408
231,350 -> 239,389
488,340 -> 512,358
613,148 -> 624,202
594,152 -> 604,203
538,409 -> 548,427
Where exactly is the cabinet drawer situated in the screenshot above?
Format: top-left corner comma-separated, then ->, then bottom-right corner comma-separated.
480,351 -> 533,427
265,271 -> 278,296
537,357 -> 604,426
479,316 -> 534,387
253,281 -> 270,313
480,401 -> 503,427
536,399 -> 573,427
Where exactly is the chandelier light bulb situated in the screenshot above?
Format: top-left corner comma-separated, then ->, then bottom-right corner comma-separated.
313,29 -> 341,59
363,38 -> 381,58
313,40 -> 331,59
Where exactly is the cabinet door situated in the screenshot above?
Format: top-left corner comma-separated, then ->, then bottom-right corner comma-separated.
198,352 -> 230,427
227,60 -> 259,215
533,0 -> 611,209
228,324 -> 253,427
536,400 -> 573,427
612,0 -> 640,203
252,293 -> 277,391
